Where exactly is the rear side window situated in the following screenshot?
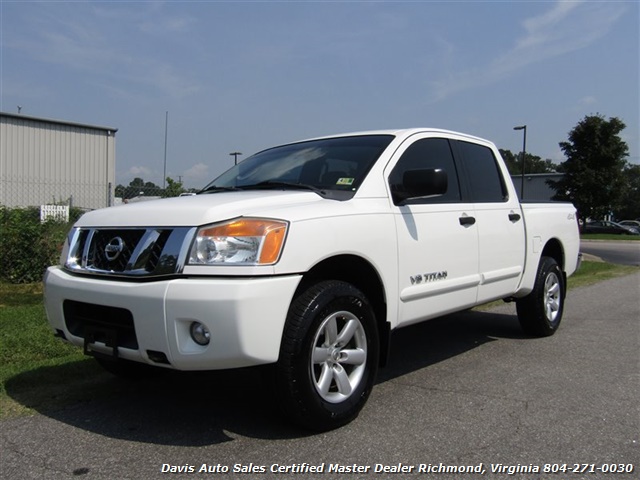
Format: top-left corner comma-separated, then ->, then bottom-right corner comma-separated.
456,141 -> 507,203
388,138 -> 461,204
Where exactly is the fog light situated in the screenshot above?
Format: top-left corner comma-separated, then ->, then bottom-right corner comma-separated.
190,322 -> 211,346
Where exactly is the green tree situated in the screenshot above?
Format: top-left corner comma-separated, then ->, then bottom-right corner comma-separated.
115,178 -> 163,199
549,114 -> 629,223
144,181 -> 161,194
614,164 -> 640,220
162,177 -> 186,197
499,149 -> 558,175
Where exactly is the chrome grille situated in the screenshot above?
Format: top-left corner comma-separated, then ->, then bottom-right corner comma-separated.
65,227 -> 194,278
90,229 -> 145,272
148,230 -> 171,271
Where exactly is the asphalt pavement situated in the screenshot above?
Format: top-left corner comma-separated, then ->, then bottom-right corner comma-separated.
580,240 -> 640,266
2,272 -> 639,480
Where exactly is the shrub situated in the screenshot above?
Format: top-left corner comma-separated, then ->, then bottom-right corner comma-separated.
0,207 -> 73,284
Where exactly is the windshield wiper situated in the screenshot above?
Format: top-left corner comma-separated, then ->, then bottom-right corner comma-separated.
200,181 -> 328,198
199,185 -> 244,194
244,181 -> 328,197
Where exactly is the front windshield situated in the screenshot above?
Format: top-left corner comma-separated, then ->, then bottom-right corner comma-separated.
201,135 -> 394,199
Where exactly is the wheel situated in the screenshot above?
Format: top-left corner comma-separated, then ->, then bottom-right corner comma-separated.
276,280 -> 379,431
516,256 -> 565,337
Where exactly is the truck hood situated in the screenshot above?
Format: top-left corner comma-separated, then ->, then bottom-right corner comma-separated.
76,191 -> 323,228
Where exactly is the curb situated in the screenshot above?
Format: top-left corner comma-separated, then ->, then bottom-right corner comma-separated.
581,252 -> 604,263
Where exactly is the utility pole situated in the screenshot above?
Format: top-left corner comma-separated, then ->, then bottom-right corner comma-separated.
230,151 -> 242,165
163,111 -> 169,189
513,125 -> 527,200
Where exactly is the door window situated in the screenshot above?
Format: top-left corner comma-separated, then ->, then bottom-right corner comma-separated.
388,138 -> 461,204
455,141 -> 508,202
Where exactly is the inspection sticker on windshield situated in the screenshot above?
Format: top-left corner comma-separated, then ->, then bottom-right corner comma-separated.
336,177 -> 354,186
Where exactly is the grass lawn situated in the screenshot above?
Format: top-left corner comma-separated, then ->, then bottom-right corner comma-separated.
581,233 -> 640,241
567,260 -> 638,288
1,260 -> 638,420
0,283 -> 112,418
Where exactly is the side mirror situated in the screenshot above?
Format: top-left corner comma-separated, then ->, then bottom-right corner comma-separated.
393,168 -> 448,205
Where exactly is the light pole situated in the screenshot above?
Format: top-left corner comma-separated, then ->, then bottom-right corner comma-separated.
513,125 -> 527,200
230,151 -> 242,165
163,111 -> 169,189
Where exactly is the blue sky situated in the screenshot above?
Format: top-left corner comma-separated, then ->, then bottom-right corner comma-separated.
1,0 -> 638,189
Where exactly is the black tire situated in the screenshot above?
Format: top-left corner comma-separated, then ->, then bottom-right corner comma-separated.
276,280 -> 379,431
516,256 -> 565,337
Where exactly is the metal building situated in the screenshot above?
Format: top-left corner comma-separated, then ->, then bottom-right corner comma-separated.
511,173 -> 564,202
1,112 -> 117,210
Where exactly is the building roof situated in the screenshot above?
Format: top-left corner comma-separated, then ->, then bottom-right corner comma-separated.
0,111 -> 118,134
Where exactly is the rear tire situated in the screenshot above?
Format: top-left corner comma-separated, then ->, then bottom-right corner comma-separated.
516,256 -> 565,337
276,280 -> 379,431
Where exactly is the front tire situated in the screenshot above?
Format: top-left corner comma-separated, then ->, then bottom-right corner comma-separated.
516,256 -> 565,337
276,280 -> 379,431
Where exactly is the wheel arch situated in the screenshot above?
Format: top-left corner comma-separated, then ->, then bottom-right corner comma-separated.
294,254 -> 390,366
541,238 -> 567,292
541,238 -> 565,270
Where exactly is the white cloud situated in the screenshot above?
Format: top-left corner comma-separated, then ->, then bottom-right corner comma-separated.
430,1 -> 626,101
518,1 -> 583,49
92,3 -> 196,35
138,16 -> 194,35
7,4 -> 200,100
183,163 -> 210,183
128,166 -> 152,178
578,96 -> 597,106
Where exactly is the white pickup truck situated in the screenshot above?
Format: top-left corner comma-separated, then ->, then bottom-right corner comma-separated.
44,128 -> 581,430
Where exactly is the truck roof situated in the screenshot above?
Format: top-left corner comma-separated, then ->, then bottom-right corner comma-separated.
293,127 -> 492,146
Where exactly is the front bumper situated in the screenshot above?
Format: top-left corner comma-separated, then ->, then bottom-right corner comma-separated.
44,267 -> 301,370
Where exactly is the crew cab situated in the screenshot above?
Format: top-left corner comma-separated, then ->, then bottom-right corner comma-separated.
44,128 -> 581,430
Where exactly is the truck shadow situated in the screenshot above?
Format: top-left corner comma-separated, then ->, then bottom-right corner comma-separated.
6,309 -> 527,446
378,307 -> 525,383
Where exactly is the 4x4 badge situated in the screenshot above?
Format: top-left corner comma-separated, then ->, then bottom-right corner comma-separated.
104,237 -> 125,261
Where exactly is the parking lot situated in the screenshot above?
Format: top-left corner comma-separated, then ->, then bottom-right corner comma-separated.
2,272 -> 638,480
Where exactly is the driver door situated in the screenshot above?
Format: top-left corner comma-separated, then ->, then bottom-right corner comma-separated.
387,135 -> 480,328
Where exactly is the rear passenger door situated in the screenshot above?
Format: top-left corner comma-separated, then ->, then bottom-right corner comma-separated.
453,140 -> 526,303
387,135 -> 480,327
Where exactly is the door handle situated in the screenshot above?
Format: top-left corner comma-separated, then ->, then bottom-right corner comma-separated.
459,216 -> 476,226
509,213 -> 521,222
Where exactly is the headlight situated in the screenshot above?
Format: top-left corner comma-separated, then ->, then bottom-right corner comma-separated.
188,218 -> 288,265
